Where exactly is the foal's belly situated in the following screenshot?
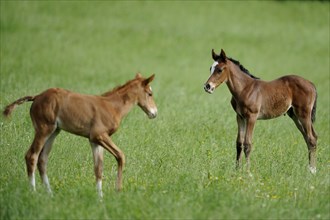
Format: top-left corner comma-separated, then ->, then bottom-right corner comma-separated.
56,116 -> 91,138
258,98 -> 291,120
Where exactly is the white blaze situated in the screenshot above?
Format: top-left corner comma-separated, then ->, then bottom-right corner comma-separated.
210,61 -> 219,75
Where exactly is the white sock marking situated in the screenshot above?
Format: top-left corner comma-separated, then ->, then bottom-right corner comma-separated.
309,166 -> 317,174
30,172 -> 36,191
97,180 -> 103,198
42,175 -> 52,193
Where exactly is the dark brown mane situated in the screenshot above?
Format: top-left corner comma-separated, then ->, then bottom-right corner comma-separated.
228,57 -> 260,79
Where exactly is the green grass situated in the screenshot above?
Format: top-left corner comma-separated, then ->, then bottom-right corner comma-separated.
1,1 -> 329,219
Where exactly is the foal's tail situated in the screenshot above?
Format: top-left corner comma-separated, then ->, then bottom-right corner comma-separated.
3,96 -> 35,117
311,87 -> 317,124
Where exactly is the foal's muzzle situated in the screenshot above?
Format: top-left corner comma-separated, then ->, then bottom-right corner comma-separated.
204,83 -> 214,94
147,108 -> 158,119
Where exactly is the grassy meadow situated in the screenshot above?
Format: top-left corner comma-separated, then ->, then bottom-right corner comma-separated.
1,1 -> 329,219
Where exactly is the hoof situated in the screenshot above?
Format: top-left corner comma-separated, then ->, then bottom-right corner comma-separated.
309,166 -> 317,174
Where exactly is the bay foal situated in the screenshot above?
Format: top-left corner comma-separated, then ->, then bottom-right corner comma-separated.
3,73 -> 157,197
204,49 -> 318,173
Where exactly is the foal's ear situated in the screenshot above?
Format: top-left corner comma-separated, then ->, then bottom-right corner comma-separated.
220,49 -> 227,62
136,73 -> 142,79
143,74 -> 155,86
212,49 -> 220,61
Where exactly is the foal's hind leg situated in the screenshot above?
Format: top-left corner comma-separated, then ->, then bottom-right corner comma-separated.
90,142 -> 104,198
25,125 -> 56,191
301,118 -> 317,174
289,108 -> 317,173
37,129 -> 60,193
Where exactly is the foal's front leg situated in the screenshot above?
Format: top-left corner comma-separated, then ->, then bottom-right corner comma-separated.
236,114 -> 246,169
95,134 -> 126,191
244,115 -> 257,173
90,142 -> 104,198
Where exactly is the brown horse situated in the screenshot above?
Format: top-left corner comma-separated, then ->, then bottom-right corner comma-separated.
3,73 -> 157,197
204,49 -> 318,174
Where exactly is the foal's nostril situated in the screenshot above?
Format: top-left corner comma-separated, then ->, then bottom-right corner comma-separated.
204,83 -> 214,94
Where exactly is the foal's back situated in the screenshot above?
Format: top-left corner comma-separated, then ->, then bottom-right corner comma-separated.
254,75 -> 316,119
258,75 -> 315,95
278,75 -> 316,102
262,75 -> 316,106
31,88 -> 118,138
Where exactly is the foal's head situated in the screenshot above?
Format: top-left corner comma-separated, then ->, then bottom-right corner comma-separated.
204,49 -> 230,94
136,74 -> 158,119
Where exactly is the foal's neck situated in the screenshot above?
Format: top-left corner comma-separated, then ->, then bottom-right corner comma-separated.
226,63 -> 255,98
103,86 -> 138,120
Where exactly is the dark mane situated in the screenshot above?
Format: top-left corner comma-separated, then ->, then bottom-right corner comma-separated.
228,57 -> 260,79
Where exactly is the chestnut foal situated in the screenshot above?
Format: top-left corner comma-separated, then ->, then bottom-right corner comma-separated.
3,73 -> 157,197
204,49 -> 318,174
